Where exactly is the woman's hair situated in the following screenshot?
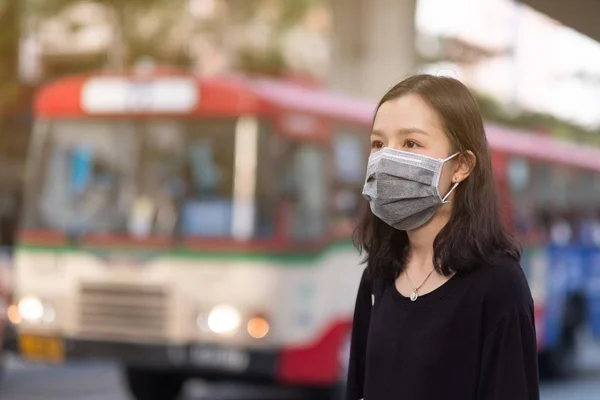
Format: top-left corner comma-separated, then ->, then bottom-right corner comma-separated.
354,74 -> 521,279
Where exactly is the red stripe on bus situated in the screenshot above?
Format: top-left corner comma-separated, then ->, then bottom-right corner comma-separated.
18,230 -> 67,246
18,229 -> 353,256
276,320 -> 351,385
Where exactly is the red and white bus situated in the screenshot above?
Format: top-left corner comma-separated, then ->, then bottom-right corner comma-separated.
11,68 -> 600,399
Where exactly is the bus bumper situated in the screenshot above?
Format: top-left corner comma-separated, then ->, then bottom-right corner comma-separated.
65,339 -> 279,381
17,320 -> 350,386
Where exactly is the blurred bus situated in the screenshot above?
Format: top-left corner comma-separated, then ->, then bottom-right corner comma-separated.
10,69 -> 600,398
12,70 -> 366,399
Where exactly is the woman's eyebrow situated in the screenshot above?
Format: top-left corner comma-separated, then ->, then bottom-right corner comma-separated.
396,128 -> 430,136
370,128 -> 431,138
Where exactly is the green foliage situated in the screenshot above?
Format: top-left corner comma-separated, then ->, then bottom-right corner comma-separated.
27,0 -> 171,16
26,0 -> 317,76
0,0 -> 22,111
28,0 -> 189,71
278,0 -> 316,28
225,0 -> 314,26
231,0 -> 317,76
237,45 -> 286,77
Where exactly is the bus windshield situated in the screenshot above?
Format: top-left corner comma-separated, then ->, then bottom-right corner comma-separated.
23,119 -> 237,238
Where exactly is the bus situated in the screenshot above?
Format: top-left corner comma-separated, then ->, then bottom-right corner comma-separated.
10,69 -> 600,398
13,70 -> 368,400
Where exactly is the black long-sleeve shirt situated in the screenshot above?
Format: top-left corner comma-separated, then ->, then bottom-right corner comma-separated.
346,255 -> 540,400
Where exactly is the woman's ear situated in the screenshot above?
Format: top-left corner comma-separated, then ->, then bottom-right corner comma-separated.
453,150 -> 476,183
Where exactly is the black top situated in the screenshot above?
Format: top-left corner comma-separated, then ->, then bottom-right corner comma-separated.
345,255 -> 540,400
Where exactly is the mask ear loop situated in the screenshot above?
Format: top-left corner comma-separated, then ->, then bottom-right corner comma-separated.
443,152 -> 461,162
442,180 -> 460,203
441,152 -> 462,202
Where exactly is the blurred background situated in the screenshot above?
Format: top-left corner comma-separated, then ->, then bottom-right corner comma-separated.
1,0 -> 600,399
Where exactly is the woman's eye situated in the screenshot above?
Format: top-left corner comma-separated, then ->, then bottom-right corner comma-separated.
371,140 -> 384,149
404,140 -> 419,149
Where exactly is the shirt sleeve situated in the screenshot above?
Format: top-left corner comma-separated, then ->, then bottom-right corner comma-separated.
476,303 -> 540,400
345,269 -> 372,400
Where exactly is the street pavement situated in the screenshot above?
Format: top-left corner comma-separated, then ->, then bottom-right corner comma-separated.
2,342 -> 600,400
1,355 -> 304,400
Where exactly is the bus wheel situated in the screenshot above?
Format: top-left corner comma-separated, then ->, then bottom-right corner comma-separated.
307,383 -> 344,400
124,367 -> 185,400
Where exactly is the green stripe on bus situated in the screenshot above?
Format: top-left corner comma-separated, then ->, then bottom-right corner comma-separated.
15,241 -> 358,265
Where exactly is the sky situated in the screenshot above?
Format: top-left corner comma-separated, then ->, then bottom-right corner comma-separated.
417,0 -> 600,127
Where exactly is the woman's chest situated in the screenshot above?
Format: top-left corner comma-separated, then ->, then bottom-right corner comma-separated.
365,292 -> 484,393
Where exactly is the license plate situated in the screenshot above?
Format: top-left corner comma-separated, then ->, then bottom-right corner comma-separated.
19,335 -> 65,363
189,346 -> 250,372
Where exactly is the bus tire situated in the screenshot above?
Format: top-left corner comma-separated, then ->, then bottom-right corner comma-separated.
308,383 -> 345,400
123,367 -> 185,400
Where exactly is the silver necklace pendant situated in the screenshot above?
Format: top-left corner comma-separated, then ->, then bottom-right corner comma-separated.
410,290 -> 419,301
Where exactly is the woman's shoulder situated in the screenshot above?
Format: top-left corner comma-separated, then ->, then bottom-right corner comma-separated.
467,254 -> 534,317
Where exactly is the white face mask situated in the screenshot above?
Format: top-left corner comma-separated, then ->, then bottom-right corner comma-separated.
362,148 -> 460,231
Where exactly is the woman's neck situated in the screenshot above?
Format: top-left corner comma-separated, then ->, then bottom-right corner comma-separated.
406,211 -> 450,272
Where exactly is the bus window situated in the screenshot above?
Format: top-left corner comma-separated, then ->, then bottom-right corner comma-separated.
178,119 -> 236,238
333,131 -> 366,184
551,165 -> 572,210
331,128 -> 369,233
593,174 -> 600,204
135,121 -> 187,237
294,146 -> 327,241
24,120 -> 137,235
506,156 -> 537,241
253,123 -> 278,239
592,175 -> 600,245
278,141 -> 328,242
544,164 -> 576,245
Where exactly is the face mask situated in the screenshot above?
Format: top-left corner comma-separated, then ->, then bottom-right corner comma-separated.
362,148 -> 460,231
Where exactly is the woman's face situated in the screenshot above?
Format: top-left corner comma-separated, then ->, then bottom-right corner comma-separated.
371,94 -> 459,200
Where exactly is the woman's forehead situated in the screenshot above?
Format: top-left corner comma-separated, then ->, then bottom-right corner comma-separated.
373,95 -> 445,138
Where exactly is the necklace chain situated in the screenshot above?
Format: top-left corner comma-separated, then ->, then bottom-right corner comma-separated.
405,268 -> 436,301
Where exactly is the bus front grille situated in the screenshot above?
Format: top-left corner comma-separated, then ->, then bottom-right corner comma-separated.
78,284 -> 168,341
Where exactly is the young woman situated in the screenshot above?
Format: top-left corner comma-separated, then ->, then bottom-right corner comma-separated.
346,75 -> 539,400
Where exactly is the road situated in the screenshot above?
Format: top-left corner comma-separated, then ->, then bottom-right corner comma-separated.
1,356 -> 305,400
538,339 -> 600,400
2,342 -> 600,400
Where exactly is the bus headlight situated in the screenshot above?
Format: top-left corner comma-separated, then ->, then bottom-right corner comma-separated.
7,304 -> 22,325
205,305 -> 241,335
17,297 -> 55,324
247,316 -> 270,339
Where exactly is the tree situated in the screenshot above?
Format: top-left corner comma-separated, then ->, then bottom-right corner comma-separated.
0,0 -> 22,111
27,0 -> 190,73
223,0 -> 324,78
25,0 -> 323,78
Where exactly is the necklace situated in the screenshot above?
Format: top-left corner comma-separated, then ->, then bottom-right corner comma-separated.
405,268 -> 436,301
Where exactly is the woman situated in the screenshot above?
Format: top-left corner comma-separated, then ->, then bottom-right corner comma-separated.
346,75 -> 539,400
